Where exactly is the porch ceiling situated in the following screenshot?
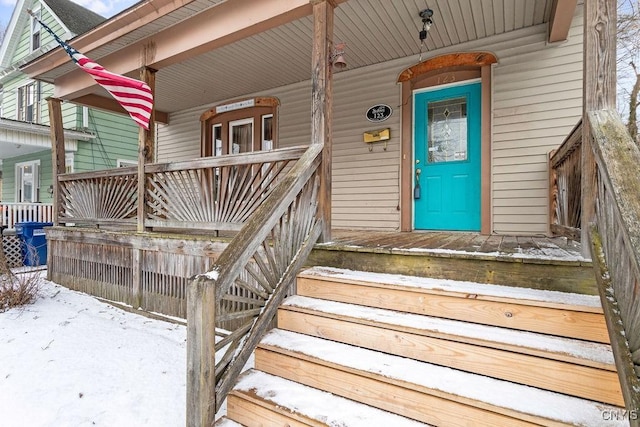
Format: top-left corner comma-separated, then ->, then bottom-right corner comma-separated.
27,0 -> 563,115
0,119 -> 89,161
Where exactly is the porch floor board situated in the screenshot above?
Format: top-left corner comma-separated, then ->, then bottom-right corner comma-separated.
324,230 -> 585,264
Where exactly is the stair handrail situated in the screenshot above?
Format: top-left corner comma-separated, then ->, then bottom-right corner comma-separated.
585,109 -> 640,424
186,143 -> 324,426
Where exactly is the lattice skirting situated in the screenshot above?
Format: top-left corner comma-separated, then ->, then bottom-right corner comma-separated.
2,235 -> 24,268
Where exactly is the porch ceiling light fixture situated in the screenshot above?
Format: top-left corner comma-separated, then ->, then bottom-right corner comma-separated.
418,8 -> 434,61
419,9 -> 434,40
330,42 -> 347,70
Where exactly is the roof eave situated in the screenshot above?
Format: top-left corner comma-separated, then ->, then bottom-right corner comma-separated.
0,0 -> 28,69
21,0 -> 197,78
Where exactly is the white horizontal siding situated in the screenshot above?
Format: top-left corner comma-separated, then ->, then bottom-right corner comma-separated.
491,6 -> 583,235
158,65 -> 403,230
157,110 -> 202,162
158,4 -> 584,234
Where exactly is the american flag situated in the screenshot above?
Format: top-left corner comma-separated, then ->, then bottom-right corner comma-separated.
28,10 -> 154,130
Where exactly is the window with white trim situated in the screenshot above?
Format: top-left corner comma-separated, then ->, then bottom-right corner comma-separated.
65,153 -> 75,174
82,106 -> 90,129
15,160 -> 40,202
262,114 -> 273,151
17,81 -> 41,123
30,8 -> 41,51
229,117 -> 254,155
117,159 -> 137,167
211,124 -> 222,157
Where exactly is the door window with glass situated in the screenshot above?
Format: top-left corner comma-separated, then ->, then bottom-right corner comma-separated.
229,118 -> 254,154
427,98 -> 468,163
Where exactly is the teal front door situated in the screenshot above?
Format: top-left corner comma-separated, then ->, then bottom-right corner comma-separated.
413,82 -> 481,231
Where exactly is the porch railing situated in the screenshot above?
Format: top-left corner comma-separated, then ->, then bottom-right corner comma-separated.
549,121 -> 582,241
58,167 -> 138,225
0,202 -> 54,230
186,143 -> 323,426
55,146 -> 308,230
586,109 -> 640,420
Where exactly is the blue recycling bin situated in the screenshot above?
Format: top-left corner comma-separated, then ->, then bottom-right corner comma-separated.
15,222 -> 53,266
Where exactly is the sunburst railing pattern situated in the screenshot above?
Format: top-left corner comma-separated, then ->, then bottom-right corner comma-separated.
53,146 -> 308,231
187,144 -> 323,425
145,146 -> 307,231
58,168 -> 138,224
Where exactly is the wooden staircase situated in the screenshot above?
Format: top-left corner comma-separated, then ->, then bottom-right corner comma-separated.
216,266 -> 626,426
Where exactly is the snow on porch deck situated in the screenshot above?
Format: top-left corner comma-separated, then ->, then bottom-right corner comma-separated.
321,230 -> 587,263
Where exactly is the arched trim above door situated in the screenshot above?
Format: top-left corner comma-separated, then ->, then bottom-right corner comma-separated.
398,52 -> 497,234
397,52 -> 498,83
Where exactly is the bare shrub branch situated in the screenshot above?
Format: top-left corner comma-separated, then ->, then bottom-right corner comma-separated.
0,270 -> 42,313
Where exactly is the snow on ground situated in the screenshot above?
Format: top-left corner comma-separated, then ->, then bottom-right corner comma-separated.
0,271 -> 187,427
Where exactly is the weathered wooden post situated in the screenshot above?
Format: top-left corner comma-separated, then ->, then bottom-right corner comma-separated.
186,275 -> 216,427
137,67 -> 157,233
311,0 -> 335,243
47,97 -> 66,278
47,97 -> 66,228
133,67 -> 156,308
581,0 -> 616,255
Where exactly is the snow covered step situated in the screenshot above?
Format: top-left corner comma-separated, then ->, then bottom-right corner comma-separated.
256,329 -> 627,427
213,417 -> 245,427
278,295 -> 623,406
296,266 -> 609,343
226,369 -> 430,426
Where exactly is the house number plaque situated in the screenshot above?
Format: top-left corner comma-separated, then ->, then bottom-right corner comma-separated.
366,104 -> 393,122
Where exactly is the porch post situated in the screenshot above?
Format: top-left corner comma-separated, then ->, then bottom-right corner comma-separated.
311,0 -> 335,243
47,97 -> 65,227
581,0 -> 616,255
137,67 -> 157,233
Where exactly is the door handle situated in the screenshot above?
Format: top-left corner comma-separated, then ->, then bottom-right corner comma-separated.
414,168 -> 421,199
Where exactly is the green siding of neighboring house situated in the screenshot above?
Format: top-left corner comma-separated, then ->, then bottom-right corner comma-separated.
12,4 -> 66,64
0,75 -> 74,126
2,151 -> 53,204
1,107 -> 138,202
1,1 -> 139,205
74,109 -> 138,172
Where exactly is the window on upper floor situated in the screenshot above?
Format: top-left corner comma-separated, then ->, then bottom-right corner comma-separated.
30,7 -> 41,51
17,81 -> 41,123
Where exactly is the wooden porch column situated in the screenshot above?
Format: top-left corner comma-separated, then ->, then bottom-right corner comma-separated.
137,67 -> 157,232
581,0 -> 616,255
311,0 -> 335,243
186,276 -> 216,427
47,97 -> 65,227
